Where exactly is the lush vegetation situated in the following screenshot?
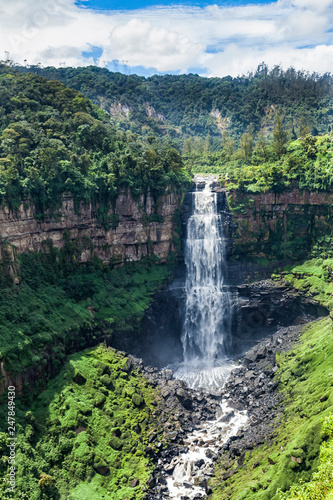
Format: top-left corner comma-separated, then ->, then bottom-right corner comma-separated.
210,260 -> 333,499
0,240 -> 171,377
0,65 -> 189,213
16,64 -> 333,146
0,345 -> 177,499
273,259 -> 333,312
211,317 -> 333,500
220,133 -> 333,194
279,413 -> 333,500
6,62 -> 333,199
185,126 -> 333,195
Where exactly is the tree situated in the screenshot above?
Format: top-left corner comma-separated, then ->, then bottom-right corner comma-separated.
222,131 -> 236,161
240,124 -> 254,163
254,129 -> 269,161
273,113 -> 288,159
204,133 -> 211,156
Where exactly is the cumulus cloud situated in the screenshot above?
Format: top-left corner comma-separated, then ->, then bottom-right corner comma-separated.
0,0 -> 333,76
274,0 -> 332,44
102,19 -> 203,72
205,43 -> 333,78
290,0 -> 333,12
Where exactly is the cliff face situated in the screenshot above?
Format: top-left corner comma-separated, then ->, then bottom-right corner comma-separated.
0,187 -> 182,266
228,189 -> 333,261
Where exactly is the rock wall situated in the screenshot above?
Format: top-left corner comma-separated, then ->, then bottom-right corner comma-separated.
0,187 -> 182,266
228,189 -> 333,261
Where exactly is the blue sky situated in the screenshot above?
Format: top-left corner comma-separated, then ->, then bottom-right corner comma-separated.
76,0 -> 274,10
2,0 -> 333,77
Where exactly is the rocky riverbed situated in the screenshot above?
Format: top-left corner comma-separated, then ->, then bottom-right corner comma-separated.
129,319 -> 311,499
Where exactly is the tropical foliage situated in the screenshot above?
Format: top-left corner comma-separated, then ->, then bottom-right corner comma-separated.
18,63 -> 333,145
0,65 -> 189,212
0,345 -> 174,499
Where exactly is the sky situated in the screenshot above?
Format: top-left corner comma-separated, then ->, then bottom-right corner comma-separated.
1,0 -> 333,78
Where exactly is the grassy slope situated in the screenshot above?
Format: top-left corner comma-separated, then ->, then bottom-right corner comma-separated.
274,259 -> 333,313
0,345 -> 175,500
0,257 -> 170,377
279,413 -> 333,500
210,260 -> 333,500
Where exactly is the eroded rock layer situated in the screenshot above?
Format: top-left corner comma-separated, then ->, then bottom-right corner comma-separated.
0,187 -> 182,265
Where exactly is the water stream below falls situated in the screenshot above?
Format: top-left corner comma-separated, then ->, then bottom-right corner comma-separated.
165,400 -> 247,499
163,177 -> 248,499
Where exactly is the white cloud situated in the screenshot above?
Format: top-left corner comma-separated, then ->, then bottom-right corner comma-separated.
0,0 -> 333,76
102,19 -> 203,72
205,43 -> 333,78
290,0 -> 333,12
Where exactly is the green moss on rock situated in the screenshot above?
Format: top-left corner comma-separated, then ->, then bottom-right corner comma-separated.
132,393 -> 145,407
0,345 -> 169,499
210,315 -> 333,500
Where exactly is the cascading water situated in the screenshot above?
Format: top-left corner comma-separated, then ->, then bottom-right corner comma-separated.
183,180 -> 231,360
164,177 -> 247,499
173,176 -> 235,389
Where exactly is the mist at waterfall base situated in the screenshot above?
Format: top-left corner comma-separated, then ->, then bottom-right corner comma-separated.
170,179 -> 235,390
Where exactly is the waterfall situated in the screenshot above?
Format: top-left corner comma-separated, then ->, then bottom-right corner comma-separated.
164,179 -> 247,500
173,178 -> 233,389
182,180 -> 232,362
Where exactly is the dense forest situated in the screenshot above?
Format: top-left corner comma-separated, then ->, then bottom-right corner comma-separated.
9,62 -> 333,196
0,65 -> 189,213
185,126 -> 333,194
15,63 -> 333,146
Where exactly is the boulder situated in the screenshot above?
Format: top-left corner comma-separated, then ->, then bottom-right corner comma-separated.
176,388 -> 192,410
132,393 -> 144,407
121,358 -> 132,372
73,370 -> 86,385
93,465 -> 110,476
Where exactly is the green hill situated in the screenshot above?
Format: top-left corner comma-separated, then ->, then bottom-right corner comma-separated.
16,63 -> 333,148
0,65 -> 189,213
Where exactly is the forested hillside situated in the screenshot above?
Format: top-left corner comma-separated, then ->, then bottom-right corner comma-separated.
16,63 -> 333,148
0,65 -> 189,213
188,131 -> 333,194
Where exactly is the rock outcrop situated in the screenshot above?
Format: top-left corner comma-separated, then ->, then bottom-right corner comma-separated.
228,189 -> 333,261
0,187 -> 182,266
232,279 -> 328,354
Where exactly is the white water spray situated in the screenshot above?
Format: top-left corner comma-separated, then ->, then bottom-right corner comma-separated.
173,177 -> 234,389
182,180 -> 232,362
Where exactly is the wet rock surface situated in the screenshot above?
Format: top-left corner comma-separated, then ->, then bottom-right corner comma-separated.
231,279 -> 327,354
123,355 -> 222,500
132,319 -> 311,499
219,324 -> 305,456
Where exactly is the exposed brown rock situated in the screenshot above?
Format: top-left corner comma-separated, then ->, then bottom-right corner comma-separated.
0,186 -> 181,265
228,188 -> 333,259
